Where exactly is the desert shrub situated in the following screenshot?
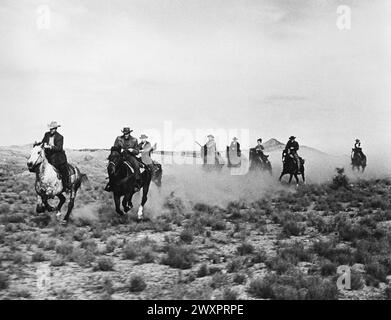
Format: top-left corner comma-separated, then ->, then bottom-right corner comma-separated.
162,245 -> 195,269
95,257 -> 114,271
31,250 -> 46,262
222,288 -> 238,300
105,238 -> 118,253
51,256 -> 66,267
80,239 -> 98,253
248,276 -> 275,299
265,256 -> 293,275
122,242 -> 138,260
0,203 -> 10,215
233,273 -> 246,285
385,286 -> 391,300
55,242 -> 74,256
38,239 -> 57,251
210,272 -> 228,289
0,272 -> 9,290
1,212 -> 25,224
197,263 -> 209,278
70,248 -> 96,267
237,242 -> 254,256
280,220 -> 304,238
248,273 -> 338,300
365,261 -> 387,283
320,260 -> 337,276
73,229 -> 87,242
350,272 -> 364,290
193,203 -> 214,213
226,258 -> 243,273
251,250 -> 268,264
137,246 -> 156,264
164,193 -> 186,216
179,229 -> 194,244
331,168 -> 350,190
128,274 -> 147,292
11,252 -> 26,265
278,243 -> 313,265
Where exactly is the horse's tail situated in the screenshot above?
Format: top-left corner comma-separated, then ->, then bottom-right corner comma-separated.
80,173 -> 89,185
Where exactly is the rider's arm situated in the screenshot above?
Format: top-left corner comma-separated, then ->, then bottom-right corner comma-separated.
51,135 -> 64,152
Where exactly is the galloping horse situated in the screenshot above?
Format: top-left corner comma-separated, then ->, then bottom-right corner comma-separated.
27,143 -> 88,224
351,149 -> 366,172
249,148 -> 272,174
279,151 -> 305,185
107,148 -> 152,219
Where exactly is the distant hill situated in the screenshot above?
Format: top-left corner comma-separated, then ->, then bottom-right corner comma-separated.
263,138 -> 285,152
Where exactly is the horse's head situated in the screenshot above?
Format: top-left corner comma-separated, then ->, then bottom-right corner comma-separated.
27,142 -> 44,172
107,147 -> 122,176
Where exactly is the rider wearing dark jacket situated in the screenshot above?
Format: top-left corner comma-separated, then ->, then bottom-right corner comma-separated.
41,121 -> 70,189
254,138 -> 268,162
284,136 -> 300,170
353,139 -> 364,159
113,127 -> 142,189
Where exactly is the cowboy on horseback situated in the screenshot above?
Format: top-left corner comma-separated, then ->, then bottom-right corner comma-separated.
137,134 -> 154,170
105,127 -> 141,192
284,136 -> 300,171
227,137 -> 241,167
352,139 -> 365,159
254,138 -> 269,163
40,121 -> 71,190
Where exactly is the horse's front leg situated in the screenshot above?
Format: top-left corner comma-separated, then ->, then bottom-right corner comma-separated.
42,196 -> 55,212
279,172 -> 285,182
288,174 -> 293,184
56,193 -> 66,212
138,181 -> 150,220
301,172 -> 305,184
36,196 -> 46,213
62,190 -> 77,224
114,193 -> 124,216
127,193 -> 134,210
122,193 -> 131,213
294,174 -> 299,186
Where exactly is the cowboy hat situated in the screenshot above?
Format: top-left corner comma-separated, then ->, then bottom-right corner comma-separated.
48,121 -> 61,129
207,134 -> 214,138
139,134 -> 148,139
121,127 -> 133,134
289,136 -> 296,140
232,137 -> 238,141
355,138 -> 360,142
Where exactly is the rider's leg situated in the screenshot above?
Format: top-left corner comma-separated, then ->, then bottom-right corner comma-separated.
58,163 -> 70,189
127,156 -> 142,187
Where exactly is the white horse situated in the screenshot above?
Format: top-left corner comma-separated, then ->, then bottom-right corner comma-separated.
27,142 -> 88,224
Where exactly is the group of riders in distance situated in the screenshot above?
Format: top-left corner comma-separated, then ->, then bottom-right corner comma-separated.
26,121 -> 367,224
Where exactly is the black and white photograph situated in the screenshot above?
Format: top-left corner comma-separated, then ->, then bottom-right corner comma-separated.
0,0 -> 391,305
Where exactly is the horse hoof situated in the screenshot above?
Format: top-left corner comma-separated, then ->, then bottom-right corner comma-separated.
123,206 -> 130,213
60,219 -> 68,226
116,210 -> 125,216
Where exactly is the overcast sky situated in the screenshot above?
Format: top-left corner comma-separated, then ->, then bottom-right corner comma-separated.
0,0 -> 390,154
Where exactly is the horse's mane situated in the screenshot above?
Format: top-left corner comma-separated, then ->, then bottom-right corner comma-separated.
108,146 -> 122,161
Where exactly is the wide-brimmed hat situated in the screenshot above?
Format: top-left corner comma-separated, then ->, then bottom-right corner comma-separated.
355,138 -> 360,142
207,134 -> 214,138
232,137 -> 238,141
122,127 -> 133,134
140,134 -> 148,139
48,121 -> 61,129
289,136 -> 296,140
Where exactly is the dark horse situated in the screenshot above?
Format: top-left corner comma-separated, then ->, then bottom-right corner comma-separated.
249,148 -> 272,174
351,148 -> 367,172
279,150 -> 305,185
107,148 -> 152,219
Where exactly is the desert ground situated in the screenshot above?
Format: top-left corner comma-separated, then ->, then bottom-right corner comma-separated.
1,142 -> 391,300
